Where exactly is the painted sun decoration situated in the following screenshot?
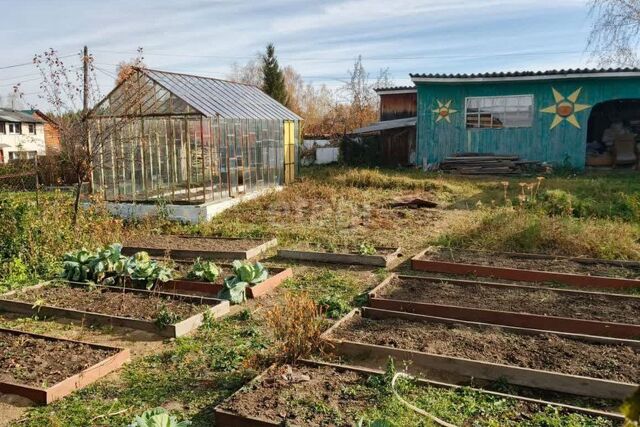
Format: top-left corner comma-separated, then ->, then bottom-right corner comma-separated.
540,87 -> 591,129
432,100 -> 457,123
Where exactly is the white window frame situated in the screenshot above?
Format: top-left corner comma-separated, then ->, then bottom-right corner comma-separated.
28,123 -> 36,134
7,122 -> 21,134
465,94 -> 534,129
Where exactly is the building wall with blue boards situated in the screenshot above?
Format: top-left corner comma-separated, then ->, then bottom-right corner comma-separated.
413,71 -> 640,169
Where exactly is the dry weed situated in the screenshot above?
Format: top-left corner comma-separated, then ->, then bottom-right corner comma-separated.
265,292 -> 325,363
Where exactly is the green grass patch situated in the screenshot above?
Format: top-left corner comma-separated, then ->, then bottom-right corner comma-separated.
283,269 -> 369,319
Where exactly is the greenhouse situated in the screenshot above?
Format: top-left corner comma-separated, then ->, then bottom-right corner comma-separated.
89,68 -> 301,210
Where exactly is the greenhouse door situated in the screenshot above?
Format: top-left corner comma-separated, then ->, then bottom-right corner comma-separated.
284,121 -> 295,184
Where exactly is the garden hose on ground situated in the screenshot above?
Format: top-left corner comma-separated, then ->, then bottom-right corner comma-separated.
391,373 -> 458,427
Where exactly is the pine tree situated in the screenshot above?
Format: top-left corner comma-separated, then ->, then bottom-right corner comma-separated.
262,43 -> 288,106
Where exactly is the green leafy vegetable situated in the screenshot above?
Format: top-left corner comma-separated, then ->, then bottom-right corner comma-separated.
61,243 -> 124,283
89,243 -> 124,282
61,248 -> 95,282
115,251 -> 173,290
358,242 -> 377,256
154,305 -> 180,329
187,258 -> 220,282
217,260 -> 268,304
128,407 -> 191,427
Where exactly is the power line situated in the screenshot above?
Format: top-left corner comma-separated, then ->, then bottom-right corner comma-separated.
0,66 -> 83,91
94,66 -> 117,79
0,53 -> 78,70
0,76 -> 42,88
91,48 -> 587,62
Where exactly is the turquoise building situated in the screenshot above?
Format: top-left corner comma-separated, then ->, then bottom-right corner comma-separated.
410,68 -> 640,169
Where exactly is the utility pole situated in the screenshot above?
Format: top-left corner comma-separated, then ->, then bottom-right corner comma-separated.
82,45 -> 93,193
83,45 -> 89,115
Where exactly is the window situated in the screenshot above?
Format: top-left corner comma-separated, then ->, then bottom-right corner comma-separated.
7,123 -> 21,134
8,150 -> 37,161
465,95 -> 533,129
28,123 -> 36,134
0,122 -> 4,134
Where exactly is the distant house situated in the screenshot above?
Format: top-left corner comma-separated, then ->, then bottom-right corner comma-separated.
24,109 -> 61,155
0,109 -> 46,163
349,86 -> 417,167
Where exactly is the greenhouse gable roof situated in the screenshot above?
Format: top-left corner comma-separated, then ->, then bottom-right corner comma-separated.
140,68 -> 301,120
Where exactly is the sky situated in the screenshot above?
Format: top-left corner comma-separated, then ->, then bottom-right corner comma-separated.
0,0 -> 596,110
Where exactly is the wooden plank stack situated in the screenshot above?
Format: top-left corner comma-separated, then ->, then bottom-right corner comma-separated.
440,153 -> 541,175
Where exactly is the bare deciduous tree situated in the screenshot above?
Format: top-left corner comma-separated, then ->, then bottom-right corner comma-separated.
587,0 -> 640,67
32,48 -> 145,224
227,54 -> 263,86
227,53 -> 385,136
341,55 -> 379,130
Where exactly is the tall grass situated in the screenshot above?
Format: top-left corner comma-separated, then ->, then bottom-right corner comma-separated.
0,192 -> 125,289
436,207 -> 640,260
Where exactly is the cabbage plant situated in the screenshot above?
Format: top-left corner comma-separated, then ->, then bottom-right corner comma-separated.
218,260 -> 268,304
61,249 -> 94,282
89,243 -> 124,282
187,258 -> 220,282
115,251 -> 173,290
128,407 -> 191,427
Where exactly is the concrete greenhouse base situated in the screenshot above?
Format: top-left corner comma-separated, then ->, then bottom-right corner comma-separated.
105,187 -> 282,223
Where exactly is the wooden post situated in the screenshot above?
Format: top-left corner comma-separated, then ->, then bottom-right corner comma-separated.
183,118 -> 191,202
207,118 -> 215,200
200,116 -> 206,202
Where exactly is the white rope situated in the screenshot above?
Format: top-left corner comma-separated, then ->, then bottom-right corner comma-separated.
391,372 -> 459,427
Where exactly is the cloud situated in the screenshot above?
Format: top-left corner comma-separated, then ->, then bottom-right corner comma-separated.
1,0 -> 594,107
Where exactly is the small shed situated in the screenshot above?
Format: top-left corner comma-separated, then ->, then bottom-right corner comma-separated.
89,68 -> 301,222
411,68 -> 640,169
348,86 -> 417,167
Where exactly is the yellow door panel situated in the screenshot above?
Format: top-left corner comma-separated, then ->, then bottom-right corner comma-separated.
284,121 -> 295,184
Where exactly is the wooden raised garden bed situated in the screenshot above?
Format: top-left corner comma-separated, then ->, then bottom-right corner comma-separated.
214,359 -> 623,426
368,274 -> 640,339
123,235 -> 278,260
278,247 -> 402,267
322,307 -> 640,400
158,266 -> 293,299
411,247 -> 640,290
0,282 -> 229,338
0,328 -> 129,404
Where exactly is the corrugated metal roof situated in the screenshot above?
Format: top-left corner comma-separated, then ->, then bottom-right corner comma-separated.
352,116 -> 416,134
410,67 -> 640,81
374,86 -> 416,92
0,108 -> 42,123
140,68 -> 301,120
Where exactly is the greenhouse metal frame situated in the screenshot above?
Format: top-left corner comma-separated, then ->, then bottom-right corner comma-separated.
89,68 -> 301,205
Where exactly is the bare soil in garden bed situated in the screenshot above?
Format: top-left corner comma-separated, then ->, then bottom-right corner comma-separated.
218,363 -> 616,426
124,235 -> 271,252
3,284 -> 203,321
332,315 -> 640,383
288,244 -> 399,256
218,364 -> 375,425
0,330 -> 118,387
422,248 -> 640,279
381,276 -> 640,324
